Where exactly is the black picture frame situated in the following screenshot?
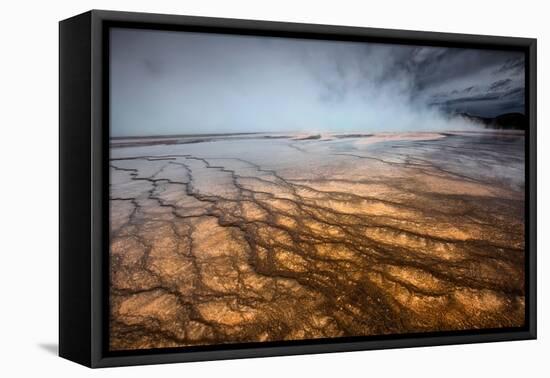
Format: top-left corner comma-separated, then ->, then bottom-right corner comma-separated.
59,9 -> 537,368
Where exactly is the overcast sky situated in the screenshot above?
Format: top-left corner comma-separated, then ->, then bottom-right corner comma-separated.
110,28 -> 525,137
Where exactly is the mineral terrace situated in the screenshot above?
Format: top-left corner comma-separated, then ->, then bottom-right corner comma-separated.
109,131 -> 525,350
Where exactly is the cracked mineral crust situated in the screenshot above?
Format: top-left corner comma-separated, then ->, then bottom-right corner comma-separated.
109,131 -> 525,351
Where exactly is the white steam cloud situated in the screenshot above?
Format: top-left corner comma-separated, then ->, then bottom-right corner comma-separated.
110,29 -> 521,137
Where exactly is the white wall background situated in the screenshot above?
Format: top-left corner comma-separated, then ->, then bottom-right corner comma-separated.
0,0 -> 546,376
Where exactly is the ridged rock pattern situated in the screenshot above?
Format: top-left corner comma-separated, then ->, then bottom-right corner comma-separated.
109,132 -> 525,350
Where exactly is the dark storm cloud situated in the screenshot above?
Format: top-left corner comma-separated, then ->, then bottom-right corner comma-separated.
429,83 -> 525,116
439,94 -> 501,105
489,78 -> 512,91
412,50 -> 525,117
407,48 -> 515,90
493,56 -> 525,75
110,28 -> 525,137
454,86 -> 477,94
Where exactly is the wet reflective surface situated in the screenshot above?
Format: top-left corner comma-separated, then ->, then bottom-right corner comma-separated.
109,131 -> 525,351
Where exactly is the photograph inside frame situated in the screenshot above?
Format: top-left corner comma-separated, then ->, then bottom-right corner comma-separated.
108,27 -> 526,351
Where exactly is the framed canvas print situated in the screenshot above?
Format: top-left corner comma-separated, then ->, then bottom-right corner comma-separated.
59,10 -> 537,368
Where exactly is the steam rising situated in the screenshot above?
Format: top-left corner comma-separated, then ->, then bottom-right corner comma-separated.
110,28 -> 524,137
